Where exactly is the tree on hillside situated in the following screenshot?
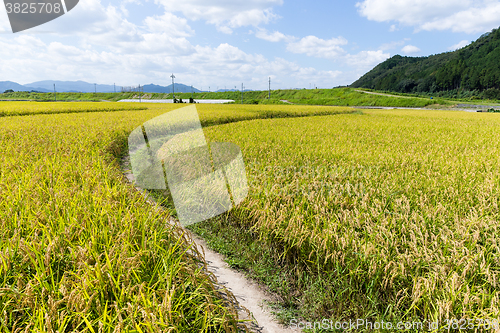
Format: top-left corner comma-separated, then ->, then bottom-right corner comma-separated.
352,27 -> 500,97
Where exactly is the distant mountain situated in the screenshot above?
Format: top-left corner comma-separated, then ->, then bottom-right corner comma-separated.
351,27 -> 500,98
142,83 -> 201,93
0,81 -> 29,92
0,81 -> 50,93
0,80 -> 206,94
25,80 -> 117,93
215,89 -> 241,92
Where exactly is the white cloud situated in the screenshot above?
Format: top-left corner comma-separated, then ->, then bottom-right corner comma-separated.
153,0 -> 283,33
448,40 -> 470,51
356,0 -> 464,25
287,35 -> 348,59
356,0 -> 500,34
345,50 -> 390,70
255,29 -> 294,42
0,0 -> 392,90
144,13 -> 194,37
420,4 -> 500,33
0,31 -> 350,89
25,1 -> 196,57
0,0 -> 338,88
189,49 -> 343,88
285,35 -> 389,73
401,45 -> 421,54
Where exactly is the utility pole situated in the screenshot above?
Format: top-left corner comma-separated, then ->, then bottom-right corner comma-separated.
191,85 -> 193,99
269,77 -> 271,100
170,74 -> 175,99
54,84 -> 56,102
94,83 -> 96,95
139,84 -> 141,103
241,83 -> 244,104
114,83 -> 116,93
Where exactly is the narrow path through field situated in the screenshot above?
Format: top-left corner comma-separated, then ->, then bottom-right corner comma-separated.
122,156 -> 300,333
193,234 -> 301,333
354,89 -> 413,99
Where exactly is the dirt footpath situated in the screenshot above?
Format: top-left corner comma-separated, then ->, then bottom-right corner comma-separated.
122,156 -> 300,333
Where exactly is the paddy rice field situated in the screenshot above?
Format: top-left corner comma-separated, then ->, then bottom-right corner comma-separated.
1,101 -> 500,332
195,108 -> 500,332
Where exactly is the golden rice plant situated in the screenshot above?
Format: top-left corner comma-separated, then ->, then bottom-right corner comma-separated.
197,109 -> 500,329
0,102 -> 350,332
0,105 -> 243,332
0,101 -> 147,117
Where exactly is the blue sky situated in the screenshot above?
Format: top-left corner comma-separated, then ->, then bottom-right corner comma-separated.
1,0 -> 499,90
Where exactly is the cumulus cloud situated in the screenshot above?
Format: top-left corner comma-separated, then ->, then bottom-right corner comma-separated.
0,0 -> 393,90
401,45 -> 421,54
285,35 -> 389,72
255,29 -> 294,42
420,4 -> 500,33
345,50 -> 390,70
144,12 -> 195,37
356,0 -> 500,34
0,31 -> 348,89
153,0 -> 283,33
448,40 -> 470,51
287,35 -> 348,59
0,0 -> 341,88
189,49 -> 343,88
23,0 -> 196,56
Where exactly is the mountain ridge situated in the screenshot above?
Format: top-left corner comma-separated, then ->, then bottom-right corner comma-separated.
351,27 -> 500,98
0,80 -> 206,93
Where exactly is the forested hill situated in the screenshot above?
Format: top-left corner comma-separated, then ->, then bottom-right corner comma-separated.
351,27 -> 500,98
